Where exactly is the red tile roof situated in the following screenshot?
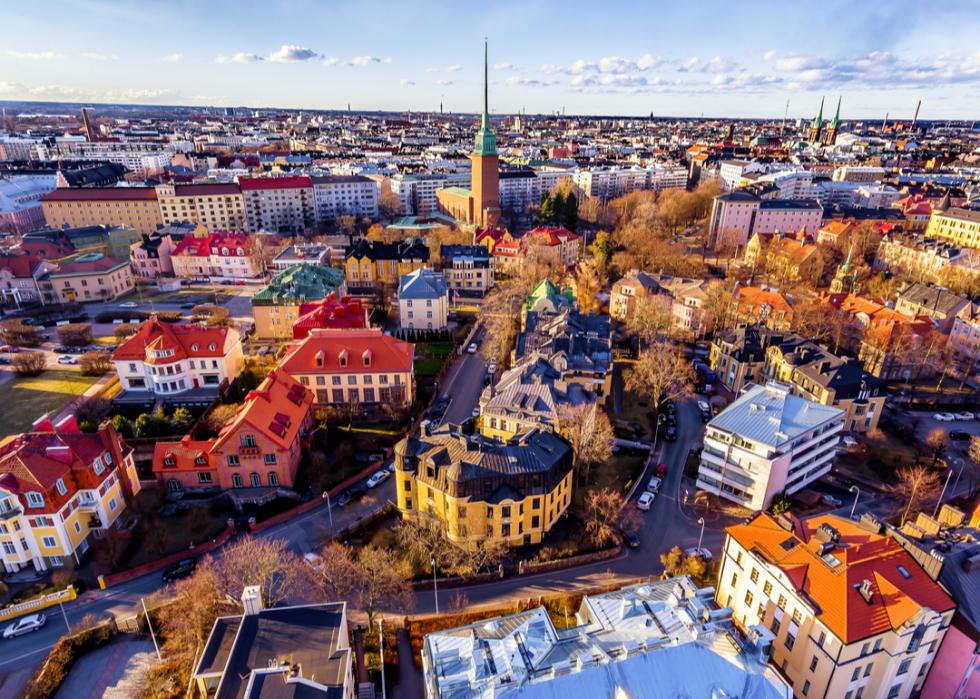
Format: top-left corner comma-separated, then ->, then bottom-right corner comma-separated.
727,513 -> 955,644
112,317 -> 240,363
238,176 -> 313,191
213,369 -> 312,452
523,226 -> 579,246
172,232 -> 253,258
152,438 -> 213,473
52,254 -> 129,276
0,254 -> 42,278
280,329 -> 414,375
293,293 -> 368,338
41,187 -> 158,202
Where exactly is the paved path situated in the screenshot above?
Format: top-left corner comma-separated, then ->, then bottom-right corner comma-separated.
54,637 -> 155,699
393,628 -> 424,699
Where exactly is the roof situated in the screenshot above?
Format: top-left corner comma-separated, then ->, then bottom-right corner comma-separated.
280,329 -> 414,375
398,268 -> 448,300
51,252 -> 129,276
727,513 -> 955,644
213,370 -> 312,453
345,238 -> 429,263
896,282 -> 968,317
735,287 -> 793,316
933,207 -> 980,224
238,176 -> 313,191
708,382 -> 843,448
293,294 -> 367,337
758,198 -> 823,211
523,226 -> 579,246
311,174 -> 374,185
41,187 -> 157,202
480,354 -> 596,428
440,244 -> 490,262
173,232 -> 254,258
252,265 -> 345,307
112,317 -> 240,362
171,183 -> 242,197
0,253 -> 43,278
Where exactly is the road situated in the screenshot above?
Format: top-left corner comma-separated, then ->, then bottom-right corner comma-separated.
437,326 -> 487,426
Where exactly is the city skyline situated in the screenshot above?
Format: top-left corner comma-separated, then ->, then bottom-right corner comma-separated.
1,0 -> 979,118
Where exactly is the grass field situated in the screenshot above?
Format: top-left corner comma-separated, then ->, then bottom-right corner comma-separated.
0,369 -> 100,437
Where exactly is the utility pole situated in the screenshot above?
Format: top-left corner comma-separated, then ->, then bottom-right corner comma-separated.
432,557 -> 439,614
378,617 -> 387,699
142,597 -> 162,659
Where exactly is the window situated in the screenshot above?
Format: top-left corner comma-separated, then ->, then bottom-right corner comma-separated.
763,581 -> 773,596
264,454 -> 277,465
241,434 -> 257,449
74,521 -> 81,533
56,479 -> 67,496
731,572 -> 738,587
744,590 -> 754,607
817,630 -> 827,647
851,667 -> 860,682
777,594 -> 787,610
886,684 -> 902,699
863,663 -> 872,678
198,472 -> 212,484
227,454 -> 240,466
750,568 -> 759,583
861,642 -> 870,656
109,498 -> 117,511
810,656 -> 818,672
93,457 -> 104,476
232,473 -> 244,488
42,536 -> 57,548
268,472 -> 279,487
250,473 -> 261,487
26,492 -> 44,508
802,680 -> 810,696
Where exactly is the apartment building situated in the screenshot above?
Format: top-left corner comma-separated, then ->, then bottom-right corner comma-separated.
251,264 -> 347,340
40,187 -> 163,236
439,244 -> 494,296
312,174 -> 379,220
171,231 -> 263,281
893,283 -> 969,334
395,423 -> 573,549
719,160 -> 767,191
34,141 -> 173,176
343,239 -> 429,290
708,192 -> 823,250
924,207 -> 980,249
397,267 -> 449,331
522,226 -> 581,267
111,318 -> 243,404
0,416 -> 141,573
949,302 -> 980,377
610,271 -> 710,333
573,164 -> 687,200
717,513 -> 955,699
240,176 -> 315,234
49,252 -> 134,303
0,175 -> 55,234
271,243 -> 331,270
697,382 -> 844,509
424,577 -> 791,699
0,254 -> 56,307
832,165 -> 887,183
154,183 -> 247,231
390,172 -> 468,216
710,324 -> 775,393
279,329 -> 415,413
745,233 -> 825,285
152,370 -> 313,495
731,286 -> 795,331
875,233 -> 980,288
129,228 -> 186,279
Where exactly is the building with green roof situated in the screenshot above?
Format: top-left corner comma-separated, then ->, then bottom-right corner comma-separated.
521,278 -> 576,326
251,264 -> 347,340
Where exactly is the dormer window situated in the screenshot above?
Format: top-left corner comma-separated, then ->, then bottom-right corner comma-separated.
195,456 -> 207,466
315,350 -> 325,368
363,350 -> 372,367
209,343 -> 216,352
236,247 -> 245,256
26,491 -> 44,508
339,349 -> 348,368
56,479 -> 67,496
191,343 -> 199,352
104,451 -> 112,465
163,455 -> 176,467
93,457 -> 104,476
221,247 -> 229,256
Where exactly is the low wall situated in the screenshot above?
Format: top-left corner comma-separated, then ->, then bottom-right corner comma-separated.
98,522 -> 235,589
0,585 -> 77,623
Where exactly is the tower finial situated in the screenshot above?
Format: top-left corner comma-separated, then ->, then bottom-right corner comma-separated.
483,38 -> 489,125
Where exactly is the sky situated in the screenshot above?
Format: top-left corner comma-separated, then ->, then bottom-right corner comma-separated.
1,0 -> 980,119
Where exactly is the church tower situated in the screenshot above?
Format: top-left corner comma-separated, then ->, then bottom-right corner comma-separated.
471,40 -> 500,227
830,244 -> 856,294
807,97 -> 825,144
823,97 -> 841,146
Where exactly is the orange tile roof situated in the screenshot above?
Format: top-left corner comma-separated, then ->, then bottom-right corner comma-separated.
280,329 -> 414,375
152,439 -> 213,472
735,287 -> 793,315
213,369 -> 312,452
112,317 -> 239,363
727,513 -> 954,644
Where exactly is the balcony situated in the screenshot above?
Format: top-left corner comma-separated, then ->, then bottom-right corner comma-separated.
76,494 -> 99,513
239,446 -> 260,456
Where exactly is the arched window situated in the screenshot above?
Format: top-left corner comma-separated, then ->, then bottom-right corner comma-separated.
250,473 -> 261,487
268,472 -> 279,487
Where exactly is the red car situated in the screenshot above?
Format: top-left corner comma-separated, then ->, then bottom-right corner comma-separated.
656,463 -> 667,477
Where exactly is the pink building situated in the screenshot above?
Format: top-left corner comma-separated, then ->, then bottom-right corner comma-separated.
130,232 -> 177,279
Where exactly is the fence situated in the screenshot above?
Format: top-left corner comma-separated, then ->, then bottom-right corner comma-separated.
0,585 -> 77,623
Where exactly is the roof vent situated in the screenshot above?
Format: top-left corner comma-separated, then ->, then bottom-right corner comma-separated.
857,579 -> 874,604
815,523 -> 841,544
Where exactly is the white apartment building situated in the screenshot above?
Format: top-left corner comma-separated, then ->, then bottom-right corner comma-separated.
439,244 -> 494,296
312,175 -> 379,221
832,165 -> 887,183
397,267 -> 449,331
390,173 -> 469,215
239,176 -> 315,234
707,192 -> 823,249
697,382 -> 844,510
33,141 -> 174,176
720,160 -> 767,191
717,512 -> 955,699
756,169 -> 814,200
574,164 -> 688,201
0,136 -> 40,162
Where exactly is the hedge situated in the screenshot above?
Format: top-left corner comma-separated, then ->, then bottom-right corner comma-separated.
22,621 -> 116,699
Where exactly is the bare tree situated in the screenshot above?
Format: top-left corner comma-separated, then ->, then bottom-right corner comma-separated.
377,177 -> 404,220
625,345 -> 695,413
554,403 -> 613,486
626,294 -> 675,345
79,350 -> 112,376
356,545 -> 413,628
57,322 -> 94,348
889,466 -> 943,525
0,319 -> 43,348
12,351 -> 46,377
583,488 -> 641,548
114,322 -> 139,342
574,257 -> 603,315
660,545 -> 713,586
924,428 -> 949,467
212,536 -> 310,607
311,541 -> 361,603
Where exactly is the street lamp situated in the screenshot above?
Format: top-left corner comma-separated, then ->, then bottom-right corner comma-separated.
378,616 -> 387,699
849,485 -> 860,520
432,556 -> 439,614
321,491 -> 333,528
934,468 -> 955,518
696,517 -> 705,556
950,458 -> 965,501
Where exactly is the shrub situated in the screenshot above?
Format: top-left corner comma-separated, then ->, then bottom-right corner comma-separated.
111,414 -> 133,438
113,323 -> 139,342
56,323 -> 93,347
13,351 -> 47,377
79,350 -> 112,376
22,622 -> 115,699
770,491 -> 792,516
0,319 -> 43,347
76,397 -> 112,426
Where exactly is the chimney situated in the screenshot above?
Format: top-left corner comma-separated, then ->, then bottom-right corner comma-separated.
242,585 -> 263,615
45,445 -> 73,464
858,579 -> 874,604
54,415 -> 80,434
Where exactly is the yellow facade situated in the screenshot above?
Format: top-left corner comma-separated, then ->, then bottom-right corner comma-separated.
925,209 -> 980,248
345,255 -> 425,287
156,186 -> 247,230
253,303 -> 301,340
42,195 -> 163,236
51,263 -> 134,303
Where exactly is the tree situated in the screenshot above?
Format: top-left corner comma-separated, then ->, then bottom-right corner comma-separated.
660,545 -> 712,586
377,177 -> 404,220
366,223 -> 399,244
624,345 -> 694,413
699,280 -> 734,337
583,488 -> 641,548
626,294 -> 675,345
770,491 -> 792,515
0,319 -> 42,348
310,541 -> 361,602
76,396 -> 111,427
561,191 -> 578,232
114,323 -> 138,342
111,414 -> 133,439
336,215 -> 357,239
79,350 -> 112,376
192,304 -> 230,327
395,512 -> 449,574
890,465 -> 943,525
212,536 -> 310,608
170,407 -> 194,433
924,428 -> 949,467
539,191 -> 555,224
355,545 -> 413,628
12,351 -> 46,377
588,230 -> 615,281
574,258 -> 603,315
56,322 -> 93,347
425,224 -> 471,262
554,403 -> 613,487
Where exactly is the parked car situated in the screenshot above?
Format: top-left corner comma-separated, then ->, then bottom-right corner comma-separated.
700,410 -> 711,423
637,491 -> 655,511
162,559 -> 197,583
180,303 -> 195,310
118,301 -> 139,309
841,435 -> 859,448
685,547 -> 713,561
664,427 -> 677,442
335,488 -> 364,507
949,431 -> 971,441
2,613 -> 46,639
646,476 -> 662,492
56,355 -> 77,365
0,357 -> 9,365
934,413 -> 956,422
366,470 -> 390,488
622,531 -> 641,549
697,400 -> 710,413
954,412 -> 975,421
467,343 -> 478,354
656,463 -> 668,477
821,494 -> 842,507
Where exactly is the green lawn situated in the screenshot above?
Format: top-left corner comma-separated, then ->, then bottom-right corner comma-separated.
413,358 -> 445,376
0,370 -> 100,437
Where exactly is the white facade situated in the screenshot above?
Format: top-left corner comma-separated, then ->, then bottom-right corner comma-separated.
697,382 -> 844,509
832,165 -> 886,183
574,164 -> 688,201
312,175 -> 379,221
720,160 -> 766,191
397,267 -> 449,331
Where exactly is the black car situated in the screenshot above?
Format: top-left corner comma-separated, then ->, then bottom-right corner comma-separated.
336,487 -> 364,507
665,414 -> 677,427
700,410 -> 711,423
664,427 -> 678,442
664,402 -> 676,415
949,430 -> 971,441
162,558 -> 197,583
622,531 -> 641,549
180,303 -> 195,310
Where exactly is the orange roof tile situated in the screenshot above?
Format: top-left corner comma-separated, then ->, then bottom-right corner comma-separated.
279,329 -> 414,375
213,369 -> 312,452
112,317 -> 239,363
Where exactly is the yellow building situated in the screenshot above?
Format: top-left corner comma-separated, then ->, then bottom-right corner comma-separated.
0,416 -> 141,573
155,183 -> 247,230
924,206 -> 980,249
41,187 -> 163,236
343,239 -> 429,289
49,252 -> 135,303
394,426 -> 572,549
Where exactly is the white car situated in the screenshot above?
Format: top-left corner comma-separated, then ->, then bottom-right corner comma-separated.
637,491 -> 655,511
467,343 -> 478,354
303,552 -> 324,572
3,613 -> 45,638
934,413 -> 956,422
471,407 -> 481,418
56,355 -> 77,365
365,470 -> 390,488
118,301 -> 139,309
646,476 -> 662,493
697,400 -> 710,413
841,436 -> 858,448
685,547 -> 713,561
954,412 -> 975,421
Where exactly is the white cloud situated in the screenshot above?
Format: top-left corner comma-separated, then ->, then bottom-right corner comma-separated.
351,55 -> 381,67
775,54 -> 829,72
216,52 -> 264,64
765,50 -> 980,89
677,56 -> 700,72
494,62 -> 516,71
0,82 -> 25,94
436,79 -> 453,85
636,54 -> 664,70
382,57 -> 393,64
400,79 -> 416,86
81,52 -> 119,61
762,50 -> 776,61
540,63 -> 562,74
445,64 -> 462,72
4,82 -> 179,102
704,56 -> 734,73
161,53 -> 183,62
323,57 -> 344,67
505,75 -> 558,87
4,50 -> 63,60
270,45 -> 320,62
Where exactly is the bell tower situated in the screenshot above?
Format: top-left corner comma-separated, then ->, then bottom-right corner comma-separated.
471,40 -> 500,227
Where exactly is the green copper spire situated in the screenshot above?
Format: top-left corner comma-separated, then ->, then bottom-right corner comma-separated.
811,97 -> 824,128
830,96 -> 841,129
842,242 -> 854,272
473,39 -> 497,156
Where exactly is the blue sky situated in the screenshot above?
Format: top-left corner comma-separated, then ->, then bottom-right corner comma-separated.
2,0 -> 979,118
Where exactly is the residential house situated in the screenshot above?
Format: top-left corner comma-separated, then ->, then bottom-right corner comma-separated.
172,231 -> 263,281
521,279 -> 576,326
717,512 -> 955,699
949,302 -> 980,381
251,265 -> 347,340
874,233 -> 980,288
893,282 -> 969,334
0,253 -> 56,307
731,286 -> 795,331
152,370 -> 313,497
395,423 -> 573,549
745,232 -> 825,286
279,329 -> 415,414
343,239 -> 429,291
709,324 -> 782,394
111,318 -> 243,407
439,244 -> 494,296
129,230 -> 181,279
522,226 -> 581,267
516,307 -> 613,398
816,219 -> 856,246
423,577 -> 792,699
397,267 -> 449,331
924,206 -> 980,249
0,415 -> 140,573
193,587 -> 354,699
697,382 -> 844,509
312,174 -> 379,221
271,243 -> 331,271
292,294 -> 368,339
610,271 -> 710,334
49,252 -> 134,303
